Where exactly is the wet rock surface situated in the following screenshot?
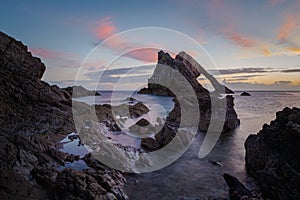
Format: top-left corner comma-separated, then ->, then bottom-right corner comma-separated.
139,51 -> 240,151
245,107 -> 300,200
0,31 -> 128,200
95,102 -> 149,123
31,154 -> 128,200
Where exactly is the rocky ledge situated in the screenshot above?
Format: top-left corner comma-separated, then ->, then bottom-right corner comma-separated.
245,107 -> 300,200
139,51 -> 240,151
0,31 -> 128,199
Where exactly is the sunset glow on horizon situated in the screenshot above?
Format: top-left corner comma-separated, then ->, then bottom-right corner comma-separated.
1,0 -> 299,91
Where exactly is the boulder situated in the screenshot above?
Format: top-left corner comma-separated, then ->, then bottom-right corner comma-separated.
245,107 -> 300,200
240,92 -> 251,96
95,102 -> 149,122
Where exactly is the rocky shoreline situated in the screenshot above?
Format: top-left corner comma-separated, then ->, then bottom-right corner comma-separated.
0,31 -> 128,200
1,31 -> 299,200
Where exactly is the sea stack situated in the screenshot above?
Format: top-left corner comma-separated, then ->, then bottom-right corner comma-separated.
140,51 -> 240,151
138,50 -> 240,132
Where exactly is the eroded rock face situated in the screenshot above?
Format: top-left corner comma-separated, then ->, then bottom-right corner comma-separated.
0,31 -> 128,200
0,31 -> 74,136
245,107 -> 300,200
139,51 -> 240,151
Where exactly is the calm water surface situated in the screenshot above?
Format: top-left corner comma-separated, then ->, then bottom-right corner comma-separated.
65,91 -> 300,199
123,91 -> 300,199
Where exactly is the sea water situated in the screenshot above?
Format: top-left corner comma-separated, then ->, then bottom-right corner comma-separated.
61,91 -> 300,199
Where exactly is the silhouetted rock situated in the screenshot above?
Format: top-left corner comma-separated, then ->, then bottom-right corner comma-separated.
223,173 -> 253,200
64,85 -> 101,98
140,51 -> 240,151
245,107 -> 300,200
240,92 -> 251,96
0,32 -> 75,136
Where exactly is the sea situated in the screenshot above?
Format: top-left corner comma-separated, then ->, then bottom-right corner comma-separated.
60,91 -> 300,199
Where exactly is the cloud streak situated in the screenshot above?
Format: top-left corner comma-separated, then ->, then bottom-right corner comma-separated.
277,15 -> 298,43
209,67 -> 279,75
91,16 -> 158,63
29,47 -> 75,59
286,47 -> 300,54
281,68 -> 300,73
84,65 -> 155,83
224,32 -> 255,47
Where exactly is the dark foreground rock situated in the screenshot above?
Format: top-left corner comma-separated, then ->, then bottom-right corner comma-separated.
31,154 -> 128,200
240,92 -> 251,96
139,51 -> 240,151
0,32 -> 74,136
64,85 -> 101,98
223,173 -> 254,200
245,107 -> 300,200
0,31 -> 128,200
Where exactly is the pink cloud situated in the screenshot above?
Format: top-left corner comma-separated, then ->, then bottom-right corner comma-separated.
277,15 -> 298,43
95,16 -> 117,40
262,47 -> 272,56
92,16 -> 127,50
220,27 -> 255,48
91,17 -> 160,63
125,49 -> 158,63
227,32 -> 254,47
29,47 -> 75,59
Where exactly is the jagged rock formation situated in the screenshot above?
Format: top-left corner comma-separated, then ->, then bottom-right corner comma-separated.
139,51 -> 240,151
245,107 -> 300,200
64,85 -> 101,98
138,51 -> 234,96
0,31 -> 128,200
0,32 -> 74,135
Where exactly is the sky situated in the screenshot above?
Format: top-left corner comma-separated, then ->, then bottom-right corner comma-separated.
1,0 -> 300,91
